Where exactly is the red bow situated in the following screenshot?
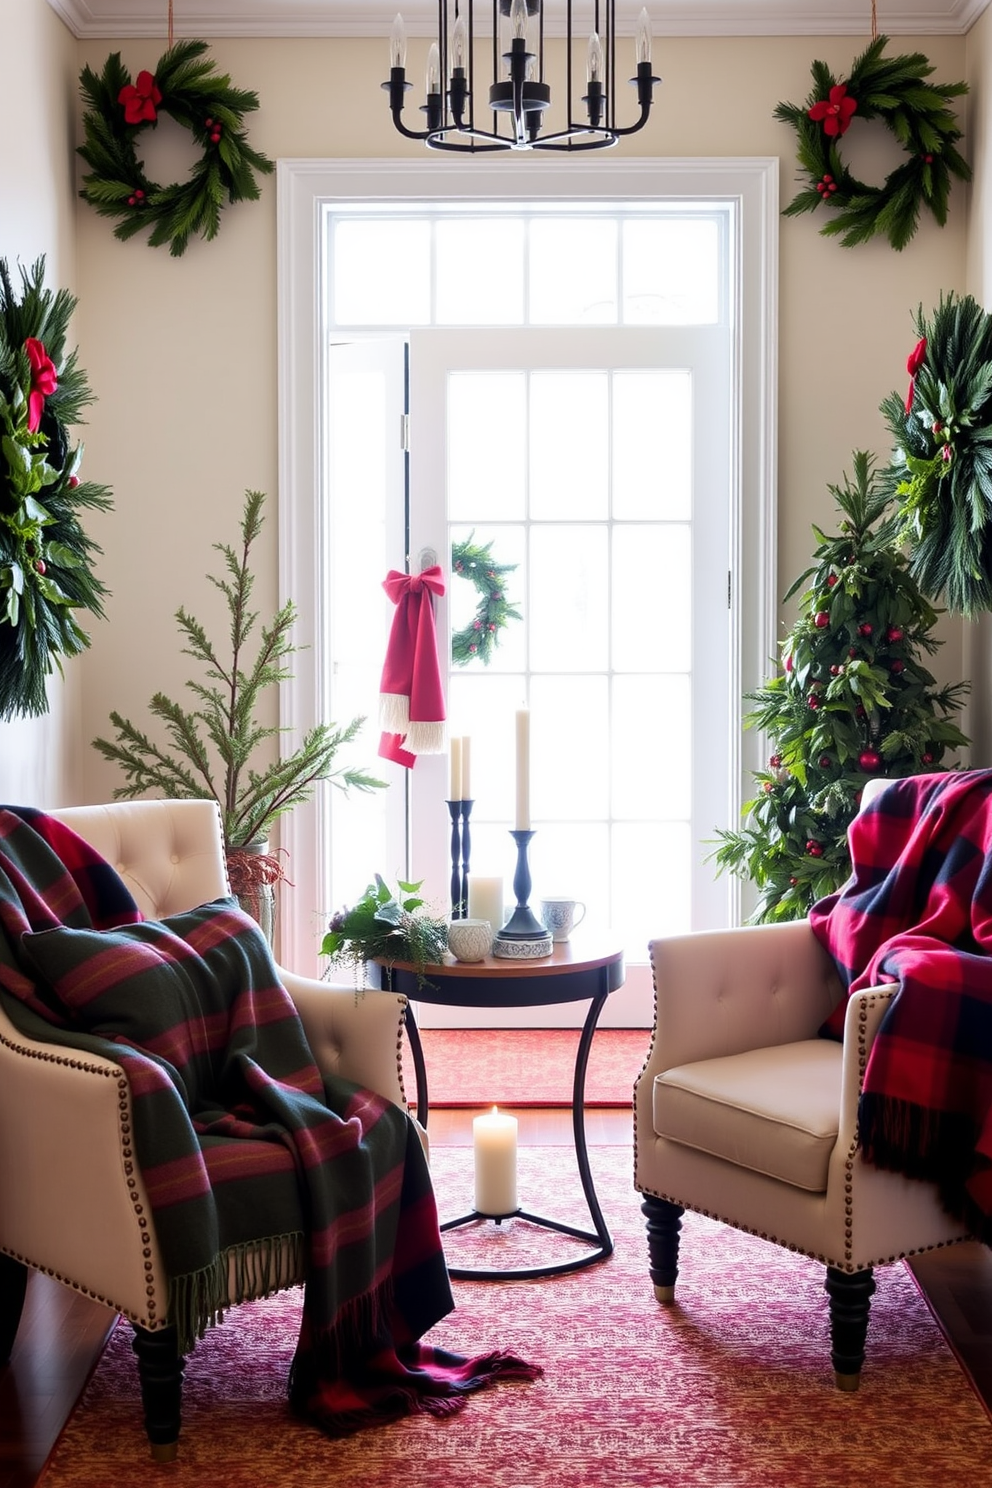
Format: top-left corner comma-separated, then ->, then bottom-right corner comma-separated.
118,70 -> 163,125
905,336 -> 927,414
24,338 -> 57,434
381,566 -> 446,604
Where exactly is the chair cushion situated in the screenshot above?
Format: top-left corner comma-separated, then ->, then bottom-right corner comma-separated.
652,1039 -> 842,1192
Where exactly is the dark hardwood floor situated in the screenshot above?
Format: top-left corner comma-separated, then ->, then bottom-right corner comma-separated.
3,1107 -> 991,1486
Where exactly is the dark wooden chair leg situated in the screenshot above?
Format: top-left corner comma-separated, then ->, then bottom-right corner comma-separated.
825,1265 -> 876,1391
131,1324 -> 186,1462
641,1195 -> 684,1302
0,1253 -> 28,1365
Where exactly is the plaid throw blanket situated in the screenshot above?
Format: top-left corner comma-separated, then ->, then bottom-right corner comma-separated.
809,770 -> 992,1241
0,807 -> 540,1435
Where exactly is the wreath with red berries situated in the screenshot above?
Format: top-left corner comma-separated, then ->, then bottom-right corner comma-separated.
773,35 -> 970,251
450,535 -> 521,666
77,40 -> 274,259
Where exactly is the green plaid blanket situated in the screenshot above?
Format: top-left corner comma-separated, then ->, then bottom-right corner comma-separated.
0,807 -> 539,1434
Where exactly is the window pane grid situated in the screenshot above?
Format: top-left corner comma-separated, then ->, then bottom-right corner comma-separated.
328,209 -> 728,331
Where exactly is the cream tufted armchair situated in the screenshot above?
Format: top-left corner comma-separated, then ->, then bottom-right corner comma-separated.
633,778 -> 971,1390
0,799 -> 415,1460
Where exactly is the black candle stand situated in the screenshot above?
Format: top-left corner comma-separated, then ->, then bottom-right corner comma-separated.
446,799 -> 473,918
493,829 -> 552,958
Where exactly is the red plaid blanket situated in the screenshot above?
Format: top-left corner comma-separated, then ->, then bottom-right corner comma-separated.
810,770 -> 992,1239
0,807 -> 540,1435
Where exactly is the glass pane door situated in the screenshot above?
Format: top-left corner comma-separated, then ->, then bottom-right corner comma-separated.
408,327 -> 732,1026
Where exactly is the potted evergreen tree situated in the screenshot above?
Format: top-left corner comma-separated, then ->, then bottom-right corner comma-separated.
93,490 -> 384,938
711,451 -> 969,923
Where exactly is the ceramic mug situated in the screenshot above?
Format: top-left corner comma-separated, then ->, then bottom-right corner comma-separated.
446,918 -> 493,963
539,898 -> 587,943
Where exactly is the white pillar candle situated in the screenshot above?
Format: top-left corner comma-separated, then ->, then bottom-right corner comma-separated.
515,708 -> 530,830
449,735 -> 463,800
461,735 -> 472,799
473,1106 -> 518,1216
467,875 -> 504,934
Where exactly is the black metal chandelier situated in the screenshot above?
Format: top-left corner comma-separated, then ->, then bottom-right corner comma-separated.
383,2 -> 660,152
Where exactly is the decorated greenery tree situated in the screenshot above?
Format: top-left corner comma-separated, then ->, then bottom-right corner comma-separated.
711,451 -> 969,923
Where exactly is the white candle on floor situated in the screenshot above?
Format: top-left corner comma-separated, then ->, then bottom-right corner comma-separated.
467,876 -> 504,934
473,1106 -> 518,1215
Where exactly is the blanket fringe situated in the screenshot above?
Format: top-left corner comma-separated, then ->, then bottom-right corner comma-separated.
171,1231 -> 305,1356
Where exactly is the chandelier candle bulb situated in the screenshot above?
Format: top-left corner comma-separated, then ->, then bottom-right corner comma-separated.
515,709 -> 530,831
473,1106 -> 518,1216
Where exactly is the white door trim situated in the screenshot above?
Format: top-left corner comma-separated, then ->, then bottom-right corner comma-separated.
276,156 -> 778,979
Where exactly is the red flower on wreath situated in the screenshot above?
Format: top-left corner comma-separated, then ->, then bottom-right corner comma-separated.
905,336 -> 927,414
24,338 -> 57,433
118,70 -> 163,125
808,83 -> 857,137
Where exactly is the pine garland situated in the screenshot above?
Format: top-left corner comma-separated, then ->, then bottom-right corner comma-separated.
77,41 -> 274,258
0,257 -> 112,721
451,534 -> 521,665
880,292 -> 992,617
774,36 -> 970,251
710,452 -> 969,923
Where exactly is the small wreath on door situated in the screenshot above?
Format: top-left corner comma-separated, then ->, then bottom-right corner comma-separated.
451,535 -> 521,665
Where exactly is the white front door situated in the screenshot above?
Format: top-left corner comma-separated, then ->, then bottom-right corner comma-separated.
407,325 -> 733,1027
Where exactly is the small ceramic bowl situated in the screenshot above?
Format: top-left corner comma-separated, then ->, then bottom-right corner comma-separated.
447,918 -> 493,963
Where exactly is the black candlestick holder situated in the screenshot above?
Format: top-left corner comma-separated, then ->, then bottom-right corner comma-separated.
446,799 -> 473,917
494,829 -> 553,958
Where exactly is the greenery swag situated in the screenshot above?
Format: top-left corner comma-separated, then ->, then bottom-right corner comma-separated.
879,292 -> 992,617
710,452 -> 968,923
451,534 -> 521,665
0,257 -> 112,721
77,40 -> 274,258
92,490 -> 383,854
774,36 -> 970,251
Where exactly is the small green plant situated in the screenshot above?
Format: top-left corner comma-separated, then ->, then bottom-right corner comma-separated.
92,489 -> 383,852
322,875 -> 449,983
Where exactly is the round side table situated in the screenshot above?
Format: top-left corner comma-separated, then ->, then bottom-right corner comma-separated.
373,938 -> 625,1280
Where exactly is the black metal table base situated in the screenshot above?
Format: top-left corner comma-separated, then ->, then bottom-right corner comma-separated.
406,988 -> 615,1280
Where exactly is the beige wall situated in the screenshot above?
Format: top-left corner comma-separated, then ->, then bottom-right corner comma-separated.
0,0 -> 82,805
0,15 -> 980,809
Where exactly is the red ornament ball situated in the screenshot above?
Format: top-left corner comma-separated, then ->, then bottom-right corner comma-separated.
808,695 -> 821,710
922,751 -> 934,764
886,626 -> 904,643
818,755 -> 831,768
806,840 -> 824,857
890,659 -> 905,674
769,754 -> 782,768
827,574 -> 838,587
858,622 -> 873,637
814,611 -> 830,628
34,559 -> 46,574
859,750 -> 882,772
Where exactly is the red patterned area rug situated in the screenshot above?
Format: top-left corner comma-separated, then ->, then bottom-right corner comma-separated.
401,1027 -> 652,1108
39,1147 -> 991,1488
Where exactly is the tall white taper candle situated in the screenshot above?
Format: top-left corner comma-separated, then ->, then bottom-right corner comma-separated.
515,708 -> 530,830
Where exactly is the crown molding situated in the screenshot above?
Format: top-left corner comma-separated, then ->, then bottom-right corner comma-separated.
43,0 -> 992,40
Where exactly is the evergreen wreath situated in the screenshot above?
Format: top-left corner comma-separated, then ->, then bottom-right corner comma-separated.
450,534 -> 521,665
0,257 -> 112,721
77,40 -> 274,258
879,292 -> 992,617
774,35 -> 970,251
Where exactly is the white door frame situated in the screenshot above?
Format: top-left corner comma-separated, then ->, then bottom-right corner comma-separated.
277,155 -> 779,981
